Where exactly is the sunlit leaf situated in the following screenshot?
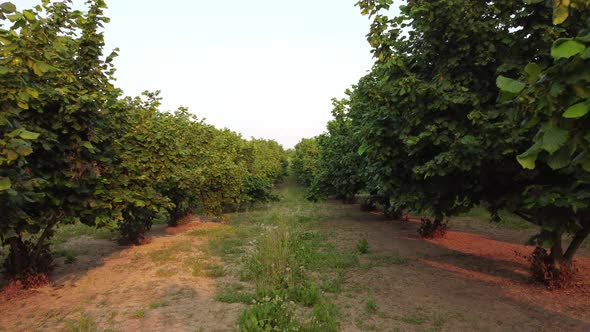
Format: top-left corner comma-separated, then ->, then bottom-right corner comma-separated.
562,102 -> 590,118
0,177 -> 11,191
496,76 -> 525,94
551,40 -> 586,59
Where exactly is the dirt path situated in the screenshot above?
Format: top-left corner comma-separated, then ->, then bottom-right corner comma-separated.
326,212 -> 590,331
0,221 -> 244,332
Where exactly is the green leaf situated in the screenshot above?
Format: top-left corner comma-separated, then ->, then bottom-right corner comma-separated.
81,141 -> 94,149
358,143 -> 368,156
524,63 -> 541,84
517,143 -> 542,170
0,2 -> 16,13
19,130 -> 40,140
6,150 -> 18,161
496,76 -> 525,94
7,12 -> 21,22
0,177 -> 11,191
0,66 -> 8,74
547,148 -> 570,170
562,102 -> 590,118
22,9 -> 34,21
32,61 -> 55,76
541,126 -> 569,154
551,40 -> 586,59
16,145 -> 33,156
553,4 -> 569,25
24,87 -> 39,98
460,135 -> 480,145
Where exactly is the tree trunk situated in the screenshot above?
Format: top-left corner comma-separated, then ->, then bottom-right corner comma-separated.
549,230 -> 564,270
564,222 -> 590,262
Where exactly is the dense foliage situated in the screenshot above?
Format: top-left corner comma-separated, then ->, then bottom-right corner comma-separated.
291,138 -> 320,187
301,0 -> 590,275
0,1 -> 287,280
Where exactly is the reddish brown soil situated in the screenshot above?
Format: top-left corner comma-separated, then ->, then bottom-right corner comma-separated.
326,210 -> 590,331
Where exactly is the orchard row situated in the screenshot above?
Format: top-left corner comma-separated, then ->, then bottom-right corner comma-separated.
0,1 -> 288,282
293,0 -> 590,285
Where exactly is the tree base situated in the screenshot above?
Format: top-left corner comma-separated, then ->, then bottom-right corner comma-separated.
418,218 -> 448,239
3,238 -> 53,282
528,247 -> 577,290
360,199 -> 377,212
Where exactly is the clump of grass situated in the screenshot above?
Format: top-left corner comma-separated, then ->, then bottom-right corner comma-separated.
307,301 -> 340,332
149,241 -> 193,263
149,301 -> 169,309
185,257 -> 204,276
365,296 -> 378,315
238,295 -> 299,331
313,247 -> 359,270
204,263 -> 225,278
357,239 -> 369,254
132,309 -> 145,319
52,223 -> 113,245
55,249 -> 78,264
457,206 -> 533,230
240,224 -> 306,287
64,313 -> 95,332
155,268 -> 177,278
215,283 -> 258,304
321,271 -> 346,293
287,281 -> 322,307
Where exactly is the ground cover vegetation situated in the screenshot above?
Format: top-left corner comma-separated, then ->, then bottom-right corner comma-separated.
295,0 -> 590,285
0,0 -> 288,284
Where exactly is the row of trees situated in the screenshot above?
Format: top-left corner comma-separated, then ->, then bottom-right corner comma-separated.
295,0 -> 590,280
0,1 -> 288,282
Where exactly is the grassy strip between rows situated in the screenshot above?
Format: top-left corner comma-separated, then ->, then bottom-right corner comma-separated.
188,184 -> 361,331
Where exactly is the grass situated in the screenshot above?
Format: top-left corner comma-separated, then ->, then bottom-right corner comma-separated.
148,241 -> 192,263
456,206 -> 533,230
55,248 -> 78,264
149,301 -> 169,309
362,253 -> 409,271
204,263 -> 225,278
201,179 -> 359,331
395,314 -> 428,325
155,268 -> 178,278
63,313 -> 96,332
131,309 -> 145,319
321,271 -> 346,293
52,223 -> 113,245
365,296 -> 378,315
357,239 -> 369,254
215,283 -> 256,304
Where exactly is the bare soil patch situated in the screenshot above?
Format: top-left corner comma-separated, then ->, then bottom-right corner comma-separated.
325,210 -> 590,331
0,219 -> 242,332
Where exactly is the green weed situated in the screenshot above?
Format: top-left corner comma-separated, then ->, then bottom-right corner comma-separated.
238,296 -> 299,331
365,297 -> 378,315
55,249 -> 78,264
63,313 -> 95,332
132,309 -> 145,319
149,301 -> 169,309
357,239 -> 369,254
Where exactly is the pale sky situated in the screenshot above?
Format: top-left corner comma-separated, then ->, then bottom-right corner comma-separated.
15,0 -> 381,148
